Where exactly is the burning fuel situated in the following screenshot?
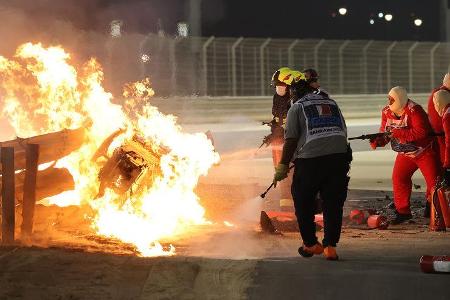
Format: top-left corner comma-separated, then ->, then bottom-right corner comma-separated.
0,43 -> 220,256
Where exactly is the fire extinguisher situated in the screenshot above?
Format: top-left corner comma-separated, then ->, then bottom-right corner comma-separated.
420,255 -> 450,273
437,188 -> 450,228
367,215 -> 389,229
430,187 -> 447,231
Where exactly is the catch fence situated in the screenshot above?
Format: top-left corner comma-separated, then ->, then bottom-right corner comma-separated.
107,35 -> 450,97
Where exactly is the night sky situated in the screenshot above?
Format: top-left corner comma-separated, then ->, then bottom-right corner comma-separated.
4,0 -> 442,41
203,0 -> 441,41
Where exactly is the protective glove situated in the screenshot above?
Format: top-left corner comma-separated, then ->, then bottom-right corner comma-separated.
369,137 -> 379,150
369,136 -> 383,149
369,132 -> 391,150
273,163 -> 289,187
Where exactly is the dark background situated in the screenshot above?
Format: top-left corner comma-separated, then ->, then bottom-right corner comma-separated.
1,0 -> 442,41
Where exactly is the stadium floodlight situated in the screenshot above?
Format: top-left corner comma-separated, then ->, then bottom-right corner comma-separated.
414,18 -> 423,26
177,22 -> 189,37
338,8 -> 347,15
110,20 -> 123,38
378,12 -> 384,18
369,19 -> 375,25
141,54 -> 150,63
385,14 -> 393,22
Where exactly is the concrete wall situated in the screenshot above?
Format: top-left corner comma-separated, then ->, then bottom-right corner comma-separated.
149,93 -> 430,124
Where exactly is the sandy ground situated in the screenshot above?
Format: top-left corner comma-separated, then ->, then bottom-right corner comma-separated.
0,246 -> 256,300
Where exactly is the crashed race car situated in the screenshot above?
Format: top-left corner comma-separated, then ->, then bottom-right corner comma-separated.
0,127 -> 215,206
93,129 -> 164,203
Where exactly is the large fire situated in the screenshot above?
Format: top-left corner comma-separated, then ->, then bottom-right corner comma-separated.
0,43 -> 220,256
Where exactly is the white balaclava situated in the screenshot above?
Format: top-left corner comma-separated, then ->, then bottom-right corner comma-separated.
443,73 -> 450,89
433,90 -> 450,117
388,86 -> 408,115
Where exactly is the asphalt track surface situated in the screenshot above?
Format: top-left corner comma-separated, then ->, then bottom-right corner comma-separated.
174,99 -> 449,300
249,240 -> 450,300
183,121 -> 449,300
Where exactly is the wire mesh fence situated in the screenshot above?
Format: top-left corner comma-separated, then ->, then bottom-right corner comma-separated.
107,34 -> 450,97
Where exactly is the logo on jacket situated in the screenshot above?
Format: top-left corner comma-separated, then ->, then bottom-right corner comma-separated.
316,105 -> 332,117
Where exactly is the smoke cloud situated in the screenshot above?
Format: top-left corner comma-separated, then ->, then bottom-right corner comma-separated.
0,0 -> 184,108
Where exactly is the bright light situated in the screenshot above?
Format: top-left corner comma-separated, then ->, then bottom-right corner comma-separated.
385,14 -> 393,22
378,12 -> 384,18
369,19 -> 375,25
141,54 -> 150,63
177,22 -> 189,37
110,20 -> 123,38
414,18 -> 423,26
338,8 -> 347,15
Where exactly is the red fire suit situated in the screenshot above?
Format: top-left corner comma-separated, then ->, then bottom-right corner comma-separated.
371,100 -> 440,214
442,104 -> 450,168
427,86 -> 450,165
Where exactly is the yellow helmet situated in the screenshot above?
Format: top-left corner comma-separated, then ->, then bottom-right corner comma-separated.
271,67 -> 294,86
290,70 -> 307,83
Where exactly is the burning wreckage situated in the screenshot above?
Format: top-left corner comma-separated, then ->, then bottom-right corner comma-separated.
0,126 -> 186,208
0,43 -> 220,256
94,129 -> 163,202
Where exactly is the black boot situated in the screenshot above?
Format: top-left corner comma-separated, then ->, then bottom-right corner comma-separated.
391,211 -> 413,225
423,202 -> 430,218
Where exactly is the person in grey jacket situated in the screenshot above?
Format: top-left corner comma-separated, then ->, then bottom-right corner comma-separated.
273,78 -> 352,260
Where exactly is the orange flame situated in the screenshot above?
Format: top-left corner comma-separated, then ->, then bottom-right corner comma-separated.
0,43 -> 220,256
